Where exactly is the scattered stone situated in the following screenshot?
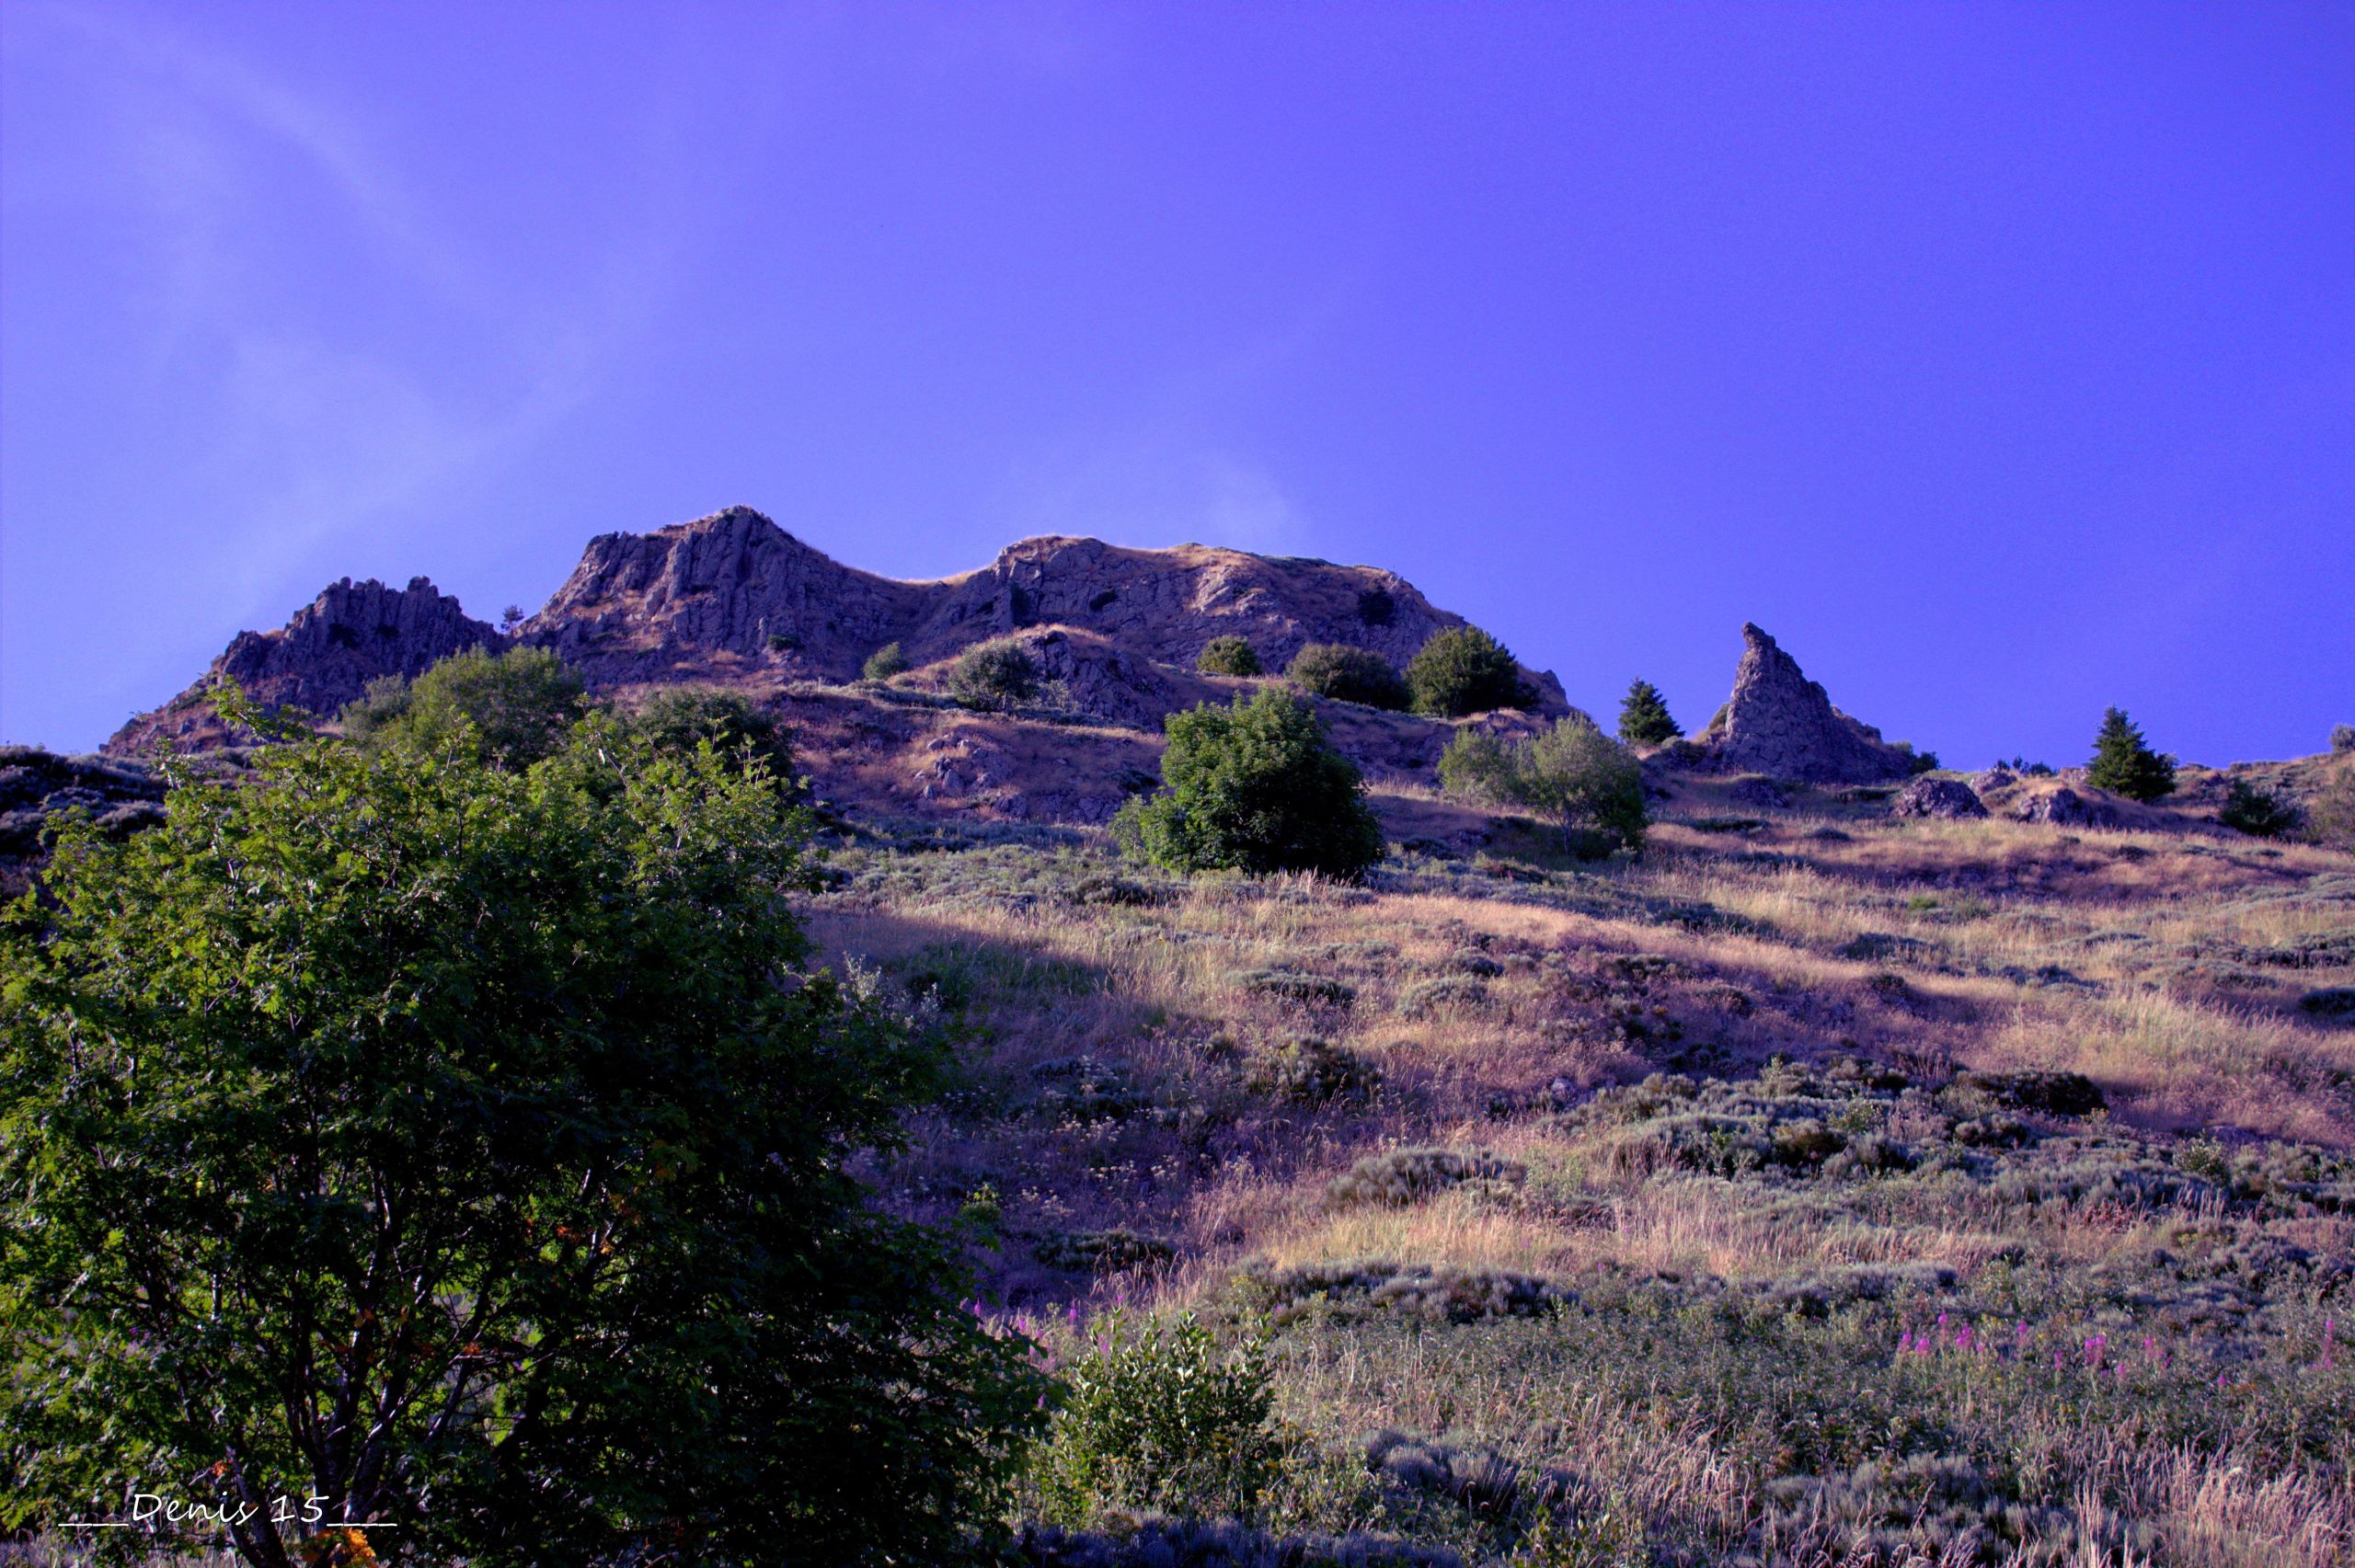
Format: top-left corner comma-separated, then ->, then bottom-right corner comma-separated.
1891,777 -> 1989,820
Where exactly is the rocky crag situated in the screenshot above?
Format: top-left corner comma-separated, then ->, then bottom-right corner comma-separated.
107,507 -> 1568,764
1687,624 -> 1914,784
108,578 -> 497,755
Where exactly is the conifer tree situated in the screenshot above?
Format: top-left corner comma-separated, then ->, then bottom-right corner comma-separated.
2086,706 -> 2177,802
1617,679 -> 1681,746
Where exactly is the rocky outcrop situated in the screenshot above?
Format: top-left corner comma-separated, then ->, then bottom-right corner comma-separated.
520,507 -> 1571,715
1891,777 -> 1988,820
107,578 -> 497,756
0,745 -> 180,893
1688,624 -> 1913,784
2010,787 -> 2121,829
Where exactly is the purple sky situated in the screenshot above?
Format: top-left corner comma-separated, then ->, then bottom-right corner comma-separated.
5,2 -> 2350,764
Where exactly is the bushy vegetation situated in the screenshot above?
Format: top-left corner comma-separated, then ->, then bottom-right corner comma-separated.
952,637 -> 1044,711
1199,635 -> 1264,677
2221,776 -> 2300,838
0,697 -> 1043,1565
2086,705 -> 2177,802
339,643 -> 586,766
628,682 -> 796,779
864,639 -> 912,680
1117,689 -> 1385,880
1404,627 -> 1533,718
1616,679 -> 1680,746
1288,643 -> 1410,710
1439,717 -> 1647,854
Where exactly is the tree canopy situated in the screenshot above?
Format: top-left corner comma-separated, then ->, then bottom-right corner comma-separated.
1403,626 -> 1533,717
1440,716 -> 1648,855
339,644 -> 586,768
1616,679 -> 1681,746
1,698 -> 1042,1566
1116,688 -> 1384,880
2085,706 -> 2177,802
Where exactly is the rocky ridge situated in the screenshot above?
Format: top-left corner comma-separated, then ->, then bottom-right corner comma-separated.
108,578 -> 497,755
1689,624 -> 1914,784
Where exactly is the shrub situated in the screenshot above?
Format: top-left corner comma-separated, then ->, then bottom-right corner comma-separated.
951,637 -> 1043,711
1439,717 -> 1647,854
1117,689 -> 1385,879
2086,706 -> 2177,802
1286,643 -> 1409,710
1033,1230 -> 1177,1275
339,644 -> 587,768
2220,778 -> 2299,838
863,640 -> 912,681
1198,635 -> 1263,677
0,702 -> 1044,1564
1324,1148 -> 1525,1208
628,684 -> 794,780
1616,679 -> 1681,746
1231,967 -> 1358,1009
2333,724 -> 2355,754
1247,1037 -> 1380,1104
1029,1310 -> 1281,1525
1404,626 -> 1534,717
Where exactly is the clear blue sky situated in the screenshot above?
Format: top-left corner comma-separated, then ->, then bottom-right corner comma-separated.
5,2 -> 2349,763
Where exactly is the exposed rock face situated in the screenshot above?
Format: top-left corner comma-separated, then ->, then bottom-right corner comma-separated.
1891,777 -> 1988,820
107,578 -> 496,755
1690,624 -> 1913,784
2011,787 -> 2121,829
521,507 -> 1571,712
0,745 -> 180,894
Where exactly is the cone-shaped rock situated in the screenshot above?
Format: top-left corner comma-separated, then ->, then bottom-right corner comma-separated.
1694,624 -> 1913,783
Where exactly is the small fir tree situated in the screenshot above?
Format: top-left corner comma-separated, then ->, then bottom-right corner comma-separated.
1617,679 -> 1681,746
2085,706 -> 2177,802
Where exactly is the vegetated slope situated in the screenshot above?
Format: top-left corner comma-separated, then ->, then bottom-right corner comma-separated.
813,771 -> 2354,1564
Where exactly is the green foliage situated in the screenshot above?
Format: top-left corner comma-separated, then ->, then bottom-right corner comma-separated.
863,640 -> 912,681
627,684 -> 795,781
1030,1310 -> 1282,1526
1895,741 -> 1942,774
1116,689 -> 1385,880
0,709 -> 1044,1565
1615,679 -> 1680,746
949,637 -> 1042,711
2085,706 -> 2177,802
1439,718 -> 1647,855
1285,644 -> 1409,711
2220,777 -> 2299,838
1245,1037 -> 1380,1105
1404,626 -> 1534,717
339,644 -> 587,767
1198,635 -> 1264,677
2333,724 -> 2354,754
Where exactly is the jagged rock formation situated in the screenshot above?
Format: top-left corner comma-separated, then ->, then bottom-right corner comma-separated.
1891,777 -> 1988,820
1689,624 -> 1913,784
107,578 -> 496,756
521,506 -> 1569,709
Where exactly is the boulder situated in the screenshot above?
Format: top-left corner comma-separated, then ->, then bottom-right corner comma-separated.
2011,787 -> 2120,829
1687,624 -> 1914,784
1891,777 -> 1989,820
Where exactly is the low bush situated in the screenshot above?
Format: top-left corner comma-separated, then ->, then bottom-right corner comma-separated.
1119,691 -> 1385,880
1028,1310 -> 1282,1526
1287,644 -> 1410,710
1403,626 -> 1534,717
1033,1230 -> 1177,1275
951,637 -> 1043,711
1323,1148 -> 1526,1208
1247,1038 -> 1380,1104
1198,635 -> 1263,677
863,640 -> 912,681
2220,777 -> 2300,837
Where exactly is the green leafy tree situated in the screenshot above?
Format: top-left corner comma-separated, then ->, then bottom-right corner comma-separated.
1196,635 -> 1261,678
1616,679 -> 1681,746
628,684 -> 795,781
2085,706 -> 2177,802
863,641 -> 912,681
948,638 -> 1040,712
339,645 -> 587,768
1404,626 -> 1534,717
1439,716 -> 1648,854
1284,644 -> 1408,711
1116,688 -> 1384,879
1,698 -> 1044,1567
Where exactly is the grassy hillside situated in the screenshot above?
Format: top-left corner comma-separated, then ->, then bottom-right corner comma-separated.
811,773 -> 2353,1565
